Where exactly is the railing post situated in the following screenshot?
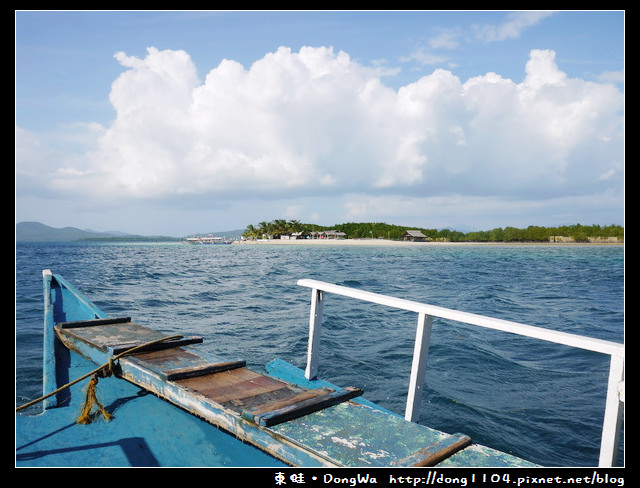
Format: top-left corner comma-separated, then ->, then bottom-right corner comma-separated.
598,354 -> 625,467
305,288 -> 324,380
405,312 -> 433,422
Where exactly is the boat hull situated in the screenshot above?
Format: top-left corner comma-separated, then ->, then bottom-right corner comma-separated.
16,270 -> 539,468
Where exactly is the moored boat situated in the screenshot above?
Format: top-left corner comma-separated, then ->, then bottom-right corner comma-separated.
185,235 -> 232,244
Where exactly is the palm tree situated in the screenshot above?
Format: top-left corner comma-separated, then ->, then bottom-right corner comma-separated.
258,221 -> 272,238
288,220 -> 303,233
272,219 -> 289,237
243,224 -> 259,239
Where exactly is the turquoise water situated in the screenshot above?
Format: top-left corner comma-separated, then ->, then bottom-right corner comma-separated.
15,241 -> 624,466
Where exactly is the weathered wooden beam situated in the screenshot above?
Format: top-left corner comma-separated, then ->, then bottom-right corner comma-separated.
243,387 -> 363,427
392,433 -> 472,467
57,317 -> 132,328
162,360 -> 247,381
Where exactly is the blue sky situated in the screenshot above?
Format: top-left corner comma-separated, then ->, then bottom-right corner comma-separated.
15,11 -> 624,236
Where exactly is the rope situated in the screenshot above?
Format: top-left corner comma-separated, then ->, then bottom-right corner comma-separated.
76,373 -> 113,424
16,334 -> 184,421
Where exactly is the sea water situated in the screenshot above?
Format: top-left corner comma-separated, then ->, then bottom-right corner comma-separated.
15,241 -> 624,467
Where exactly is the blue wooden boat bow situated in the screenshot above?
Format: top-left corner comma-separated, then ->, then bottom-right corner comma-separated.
22,269 -> 619,467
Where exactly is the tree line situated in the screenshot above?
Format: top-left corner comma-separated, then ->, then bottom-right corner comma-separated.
242,220 -> 623,242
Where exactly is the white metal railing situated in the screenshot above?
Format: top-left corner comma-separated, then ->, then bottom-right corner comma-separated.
297,278 -> 624,468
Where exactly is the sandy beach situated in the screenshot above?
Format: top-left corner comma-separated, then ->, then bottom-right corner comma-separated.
236,238 -> 429,246
233,238 -> 620,247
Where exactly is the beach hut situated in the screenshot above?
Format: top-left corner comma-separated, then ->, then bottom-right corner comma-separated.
322,230 -> 347,239
402,230 -> 429,242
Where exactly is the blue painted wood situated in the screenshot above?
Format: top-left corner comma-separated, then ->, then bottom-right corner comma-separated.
42,270 -> 109,410
391,433 -> 472,466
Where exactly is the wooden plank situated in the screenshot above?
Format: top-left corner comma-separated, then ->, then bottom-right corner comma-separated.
268,400 -> 454,467
227,385 -> 305,410
391,433 -> 472,467
55,322 -> 171,353
57,317 -> 132,328
131,347 -> 202,363
175,367 -> 292,404
56,320 -> 203,355
244,387 -> 334,416
109,336 -> 204,355
162,360 -> 247,381
244,387 -> 364,427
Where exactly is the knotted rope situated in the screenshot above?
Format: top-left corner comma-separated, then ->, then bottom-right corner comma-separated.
76,358 -> 116,424
16,334 -> 183,424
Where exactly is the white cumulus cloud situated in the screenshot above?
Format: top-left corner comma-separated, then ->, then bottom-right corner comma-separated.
17,46 -> 623,220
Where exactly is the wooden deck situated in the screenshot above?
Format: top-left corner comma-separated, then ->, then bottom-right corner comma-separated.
54,316 -> 537,467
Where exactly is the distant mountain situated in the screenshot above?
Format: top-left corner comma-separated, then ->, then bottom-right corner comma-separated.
16,222 -> 180,242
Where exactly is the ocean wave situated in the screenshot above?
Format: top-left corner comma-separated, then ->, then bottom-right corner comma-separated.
15,241 -> 623,467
